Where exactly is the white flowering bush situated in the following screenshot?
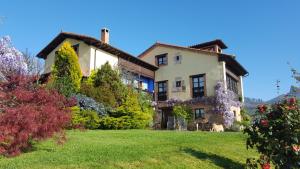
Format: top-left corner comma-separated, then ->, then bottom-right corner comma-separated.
0,36 -> 27,77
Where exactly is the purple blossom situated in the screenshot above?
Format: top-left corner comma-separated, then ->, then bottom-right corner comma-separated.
0,36 -> 28,77
214,81 -> 241,128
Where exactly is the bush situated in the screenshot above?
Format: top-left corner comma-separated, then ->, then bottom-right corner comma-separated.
239,108 -> 251,127
99,87 -> 153,129
0,76 -> 74,156
50,41 -> 82,97
71,107 -> 100,129
81,62 -> 125,108
244,98 -> 300,168
74,94 -> 108,116
80,81 -> 117,108
173,105 -> 192,121
99,116 -> 147,129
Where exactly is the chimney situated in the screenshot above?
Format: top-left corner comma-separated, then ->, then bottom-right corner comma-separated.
101,28 -> 109,44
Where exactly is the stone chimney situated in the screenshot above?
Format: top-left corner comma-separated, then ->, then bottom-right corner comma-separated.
101,28 -> 109,44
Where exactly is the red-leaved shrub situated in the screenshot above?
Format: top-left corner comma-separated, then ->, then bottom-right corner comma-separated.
0,76 -> 75,156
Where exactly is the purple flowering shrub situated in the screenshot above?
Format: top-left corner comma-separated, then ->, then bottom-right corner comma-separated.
215,81 -> 241,128
0,36 -> 27,78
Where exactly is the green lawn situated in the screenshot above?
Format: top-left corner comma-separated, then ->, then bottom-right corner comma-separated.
0,130 -> 257,169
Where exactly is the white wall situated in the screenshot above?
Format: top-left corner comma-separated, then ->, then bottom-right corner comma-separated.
44,38 -> 91,76
89,46 -> 119,73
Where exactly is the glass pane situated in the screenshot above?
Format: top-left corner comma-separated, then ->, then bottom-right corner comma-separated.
193,77 -> 199,83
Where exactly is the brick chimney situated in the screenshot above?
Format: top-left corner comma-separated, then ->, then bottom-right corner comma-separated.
101,28 -> 109,44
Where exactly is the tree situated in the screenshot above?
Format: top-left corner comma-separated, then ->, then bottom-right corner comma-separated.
50,41 -> 82,97
0,76 -> 74,156
0,36 -> 28,78
82,62 -> 125,107
22,50 -> 43,76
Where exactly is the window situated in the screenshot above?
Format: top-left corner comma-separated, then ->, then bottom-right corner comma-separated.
157,81 -> 167,101
226,74 -> 238,94
176,81 -> 181,87
191,74 -> 205,98
72,44 -> 79,56
174,55 -> 182,64
156,53 -> 168,66
195,108 -> 205,119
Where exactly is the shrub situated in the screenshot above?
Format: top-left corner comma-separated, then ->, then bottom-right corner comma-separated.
240,108 -> 251,127
173,105 -> 192,121
71,107 -> 100,129
80,81 -> 117,108
99,116 -> 147,130
0,76 -> 74,156
81,62 -> 125,108
74,94 -> 108,116
244,98 -> 300,168
50,41 -> 82,97
99,87 -> 153,129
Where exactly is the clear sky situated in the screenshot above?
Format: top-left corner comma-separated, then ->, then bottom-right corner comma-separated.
0,0 -> 299,101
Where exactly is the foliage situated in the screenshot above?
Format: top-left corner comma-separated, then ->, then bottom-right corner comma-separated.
0,36 -> 27,78
48,76 -> 79,98
240,108 -> 251,127
215,81 -> 241,128
71,106 -> 100,129
99,116 -> 148,129
80,81 -> 117,108
244,98 -> 300,169
82,62 -> 125,108
173,105 -> 192,120
74,94 -> 108,116
50,41 -> 82,97
0,76 -> 74,156
99,87 -> 153,129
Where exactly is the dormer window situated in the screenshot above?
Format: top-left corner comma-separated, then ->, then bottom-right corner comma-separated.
156,53 -> 168,66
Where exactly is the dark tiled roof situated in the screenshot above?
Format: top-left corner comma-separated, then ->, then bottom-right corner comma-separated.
189,39 -> 228,49
36,32 -> 158,71
218,53 -> 248,76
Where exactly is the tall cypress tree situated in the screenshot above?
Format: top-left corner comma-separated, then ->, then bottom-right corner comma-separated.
51,41 -> 82,97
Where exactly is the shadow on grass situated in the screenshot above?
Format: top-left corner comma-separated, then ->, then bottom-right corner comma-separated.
183,148 -> 245,169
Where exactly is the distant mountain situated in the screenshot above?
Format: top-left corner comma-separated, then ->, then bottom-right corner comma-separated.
267,86 -> 300,104
243,86 -> 300,114
243,97 -> 265,114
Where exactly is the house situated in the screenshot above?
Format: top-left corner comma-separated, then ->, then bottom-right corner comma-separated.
36,28 -> 157,93
138,40 -> 248,129
37,28 -> 248,130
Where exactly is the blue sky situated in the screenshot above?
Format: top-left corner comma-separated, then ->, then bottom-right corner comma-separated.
0,0 -> 299,100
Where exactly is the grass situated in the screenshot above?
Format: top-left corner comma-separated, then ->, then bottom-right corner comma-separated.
0,130 -> 257,169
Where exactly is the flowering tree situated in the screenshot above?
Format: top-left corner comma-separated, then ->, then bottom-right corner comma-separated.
0,36 -> 27,77
215,81 -> 241,128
